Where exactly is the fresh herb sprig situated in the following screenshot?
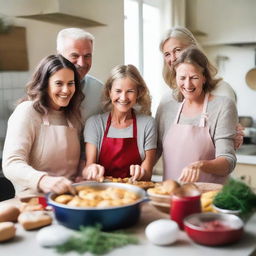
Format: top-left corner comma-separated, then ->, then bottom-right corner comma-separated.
213,178 -> 256,215
56,224 -> 138,255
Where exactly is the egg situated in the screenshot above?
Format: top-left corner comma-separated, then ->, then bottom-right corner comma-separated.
36,225 -> 73,247
145,219 -> 179,245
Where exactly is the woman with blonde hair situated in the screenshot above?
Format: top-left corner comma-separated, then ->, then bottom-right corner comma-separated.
81,64 -> 156,181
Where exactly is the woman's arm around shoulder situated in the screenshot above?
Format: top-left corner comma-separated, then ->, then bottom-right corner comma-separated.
212,80 -> 237,103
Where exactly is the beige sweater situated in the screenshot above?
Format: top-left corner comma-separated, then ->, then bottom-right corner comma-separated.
2,101 -> 81,194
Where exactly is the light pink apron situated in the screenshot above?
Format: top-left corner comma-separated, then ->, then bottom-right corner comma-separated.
163,93 -> 227,184
31,114 -> 80,180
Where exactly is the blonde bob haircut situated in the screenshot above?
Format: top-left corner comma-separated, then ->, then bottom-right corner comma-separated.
102,64 -> 151,115
171,46 -> 221,102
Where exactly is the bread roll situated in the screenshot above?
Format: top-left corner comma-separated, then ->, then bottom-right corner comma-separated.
0,205 -> 20,222
20,203 -> 44,212
162,179 -> 180,194
0,222 -> 16,242
18,211 -> 52,230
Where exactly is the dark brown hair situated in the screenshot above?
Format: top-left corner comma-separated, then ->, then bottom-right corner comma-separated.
21,54 -> 85,123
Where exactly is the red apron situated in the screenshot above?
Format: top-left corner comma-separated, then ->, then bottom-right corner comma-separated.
163,93 -> 227,184
98,110 -> 142,178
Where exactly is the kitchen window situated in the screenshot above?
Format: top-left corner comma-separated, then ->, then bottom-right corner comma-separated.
124,0 -> 171,115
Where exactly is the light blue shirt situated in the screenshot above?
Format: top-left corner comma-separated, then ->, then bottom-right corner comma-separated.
80,74 -> 103,123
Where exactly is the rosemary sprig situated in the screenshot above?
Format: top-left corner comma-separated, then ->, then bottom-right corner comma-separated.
56,224 -> 138,255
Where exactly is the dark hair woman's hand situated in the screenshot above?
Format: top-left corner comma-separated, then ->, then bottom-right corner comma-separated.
38,175 -> 76,195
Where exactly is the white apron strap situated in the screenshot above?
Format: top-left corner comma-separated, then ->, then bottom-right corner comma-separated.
42,114 -> 74,128
174,93 -> 209,126
174,101 -> 185,124
199,93 -> 209,127
66,119 -> 74,128
42,115 -> 50,126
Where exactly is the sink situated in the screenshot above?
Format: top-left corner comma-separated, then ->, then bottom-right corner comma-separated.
236,144 -> 256,155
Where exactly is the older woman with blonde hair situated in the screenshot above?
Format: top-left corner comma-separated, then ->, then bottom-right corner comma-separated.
156,47 -> 238,184
160,27 -> 236,101
81,64 -> 156,181
158,26 -> 243,150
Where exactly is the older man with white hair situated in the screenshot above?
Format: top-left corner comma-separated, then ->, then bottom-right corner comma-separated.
57,28 -> 103,122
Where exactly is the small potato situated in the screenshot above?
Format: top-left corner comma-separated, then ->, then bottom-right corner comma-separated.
0,204 -> 20,222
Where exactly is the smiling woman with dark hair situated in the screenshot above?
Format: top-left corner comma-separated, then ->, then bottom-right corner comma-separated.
2,54 -> 84,196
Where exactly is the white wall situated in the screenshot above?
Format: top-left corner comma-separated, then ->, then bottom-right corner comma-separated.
0,0 -> 124,148
0,0 -> 124,81
187,0 -> 256,45
68,0 -> 124,81
205,46 -> 256,123
186,0 -> 256,124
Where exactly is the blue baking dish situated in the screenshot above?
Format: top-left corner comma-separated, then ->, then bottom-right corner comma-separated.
47,182 -> 147,230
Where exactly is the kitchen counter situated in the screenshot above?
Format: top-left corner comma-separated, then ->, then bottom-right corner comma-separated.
237,154 -> 256,165
0,198 -> 256,256
236,144 -> 256,165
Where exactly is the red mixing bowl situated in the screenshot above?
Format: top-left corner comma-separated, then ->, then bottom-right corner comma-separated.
184,212 -> 244,246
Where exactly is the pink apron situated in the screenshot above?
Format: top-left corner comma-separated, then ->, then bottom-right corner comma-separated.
163,93 -> 227,184
31,114 -> 80,180
98,110 -> 142,178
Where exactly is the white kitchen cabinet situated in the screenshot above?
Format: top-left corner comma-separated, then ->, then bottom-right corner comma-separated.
186,0 -> 256,46
0,0 -> 106,27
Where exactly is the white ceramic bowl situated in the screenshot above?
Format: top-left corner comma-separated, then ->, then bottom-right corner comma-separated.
212,204 -> 241,216
147,189 -> 171,214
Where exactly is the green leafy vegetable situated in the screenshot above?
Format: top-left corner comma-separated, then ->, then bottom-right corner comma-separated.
213,178 -> 256,216
56,224 -> 138,255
